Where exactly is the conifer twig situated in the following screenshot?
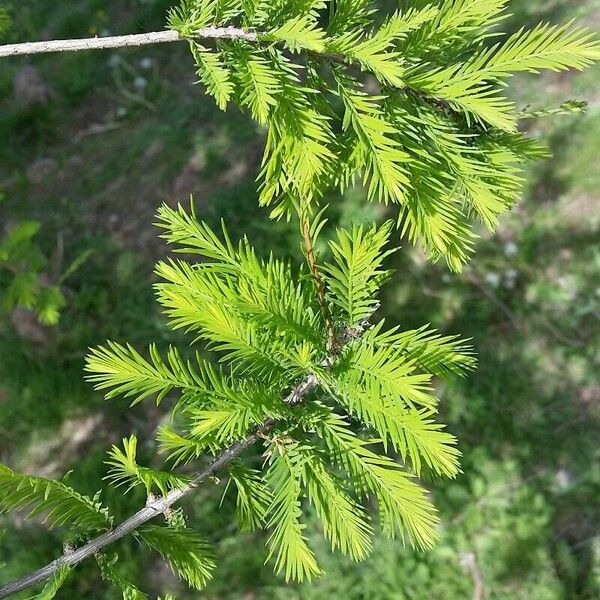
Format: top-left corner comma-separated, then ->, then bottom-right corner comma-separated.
0,435 -> 256,598
0,321 -> 366,599
0,26 -> 448,117
0,436 -> 265,597
0,389 -> 302,597
0,27 -> 257,58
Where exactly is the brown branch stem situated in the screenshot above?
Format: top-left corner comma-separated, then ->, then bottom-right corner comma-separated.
300,215 -> 338,353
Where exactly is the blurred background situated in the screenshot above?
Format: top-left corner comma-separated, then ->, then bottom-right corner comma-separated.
0,1 -> 598,598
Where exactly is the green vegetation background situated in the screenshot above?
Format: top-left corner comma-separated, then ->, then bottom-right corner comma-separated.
0,1 -> 598,598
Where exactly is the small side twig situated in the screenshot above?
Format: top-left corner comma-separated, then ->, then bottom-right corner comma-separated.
300,215 -> 338,353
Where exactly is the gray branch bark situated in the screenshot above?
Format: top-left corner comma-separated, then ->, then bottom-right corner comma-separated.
0,435 -> 258,598
0,27 -> 257,58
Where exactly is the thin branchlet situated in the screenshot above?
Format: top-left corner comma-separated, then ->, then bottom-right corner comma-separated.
300,215 -> 338,353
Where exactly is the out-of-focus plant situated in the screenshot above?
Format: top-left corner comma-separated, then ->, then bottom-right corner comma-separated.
0,6 -> 11,37
0,221 -> 65,326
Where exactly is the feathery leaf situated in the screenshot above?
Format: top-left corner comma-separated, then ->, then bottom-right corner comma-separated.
265,444 -> 321,582
139,525 -> 216,590
0,465 -> 112,531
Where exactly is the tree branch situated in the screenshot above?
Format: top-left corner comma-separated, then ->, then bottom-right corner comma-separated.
0,27 -> 257,58
0,345 -> 351,598
0,369 -> 309,599
0,26 -> 451,120
0,435 -> 258,598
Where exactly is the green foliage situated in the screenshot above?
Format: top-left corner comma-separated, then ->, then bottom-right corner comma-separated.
106,435 -> 191,495
406,21 -> 600,130
28,565 -> 71,600
316,414 -> 440,549
0,465 -> 112,531
519,98 -> 588,119
0,221 -> 65,325
228,462 -> 271,532
323,221 -> 394,325
152,204 -> 325,377
190,44 -> 233,111
165,0 -> 598,270
167,0 -> 216,36
86,342 -> 207,406
83,206 -> 470,586
380,323 -> 475,378
265,15 -> 327,53
138,525 -> 216,589
337,80 -> 412,205
301,448 -> 373,561
264,444 -> 322,582
96,553 -> 149,600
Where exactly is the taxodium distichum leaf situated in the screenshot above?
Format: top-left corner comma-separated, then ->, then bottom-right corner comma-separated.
0,0 -> 597,597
